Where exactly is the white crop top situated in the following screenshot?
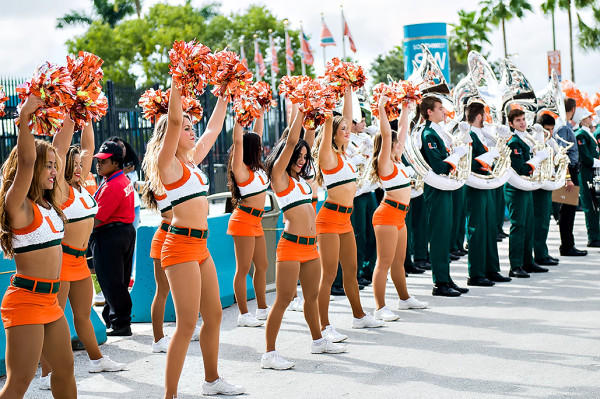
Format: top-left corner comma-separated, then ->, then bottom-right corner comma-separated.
321,153 -> 357,189
163,160 -> 209,206
154,192 -> 172,213
274,176 -> 313,212
13,201 -> 64,254
237,167 -> 269,199
379,163 -> 411,191
61,185 -> 98,223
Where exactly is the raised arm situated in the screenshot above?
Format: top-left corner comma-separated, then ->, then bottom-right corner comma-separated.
5,95 -> 45,219
158,80 -> 183,172
253,108 -> 265,139
80,122 -> 95,181
192,96 -> 228,164
272,110 -> 304,185
304,129 -> 316,148
318,106 -> 337,168
342,87 -> 352,125
377,96 -> 393,175
52,117 -> 76,197
396,104 -> 409,158
231,120 -> 249,183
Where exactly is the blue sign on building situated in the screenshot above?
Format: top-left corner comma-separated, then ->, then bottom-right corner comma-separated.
404,23 -> 451,84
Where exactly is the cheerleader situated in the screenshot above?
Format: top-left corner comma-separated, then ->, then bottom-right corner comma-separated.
157,81 -> 244,397
370,96 -> 428,322
313,88 -> 383,343
261,105 -> 345,370
0,95 -> 76,398
227,111 -> 270,327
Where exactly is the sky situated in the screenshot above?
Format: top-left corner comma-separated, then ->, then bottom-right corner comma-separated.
2,0 -> 600,96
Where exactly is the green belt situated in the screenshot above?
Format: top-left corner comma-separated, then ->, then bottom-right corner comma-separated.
169,225 -> 209,239
61,244 -> 87,258
282,232 -> 316,245
237,205 -> 264,218
323,202 -> 353,214
11,275 -> 60,294
160,222 -> 170,232
384,199 -> 410,211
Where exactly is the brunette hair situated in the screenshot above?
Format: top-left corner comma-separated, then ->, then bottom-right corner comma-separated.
564,97 -> 576,113
507,108 -> 525,123
466,102 -> 485,124
227,132 -> 265,207
311,116 -> 346,185
370,130 -> 398,183
420,96 -> 442,121
265,137 -> 313,182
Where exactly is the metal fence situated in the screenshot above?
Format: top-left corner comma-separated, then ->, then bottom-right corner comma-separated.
0,78 -> 287,194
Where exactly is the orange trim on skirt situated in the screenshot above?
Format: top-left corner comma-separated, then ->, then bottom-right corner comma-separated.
150,226 -> 168,259
372,202 -> 408,230
276,235 -> 319,263
60,249 -> 91,281
316,203 -> 353,235
160,231 -> 210,268
1,275 -> 64,328
226,207 -> 264,237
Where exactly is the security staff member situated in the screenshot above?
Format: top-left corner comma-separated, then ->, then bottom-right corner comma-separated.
420,96 -> 469,296
464,102 -> 512,285
504,109 -> 549,278
90,141 -> 136,336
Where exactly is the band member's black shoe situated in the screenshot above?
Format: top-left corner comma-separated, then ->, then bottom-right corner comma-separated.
448,281 -> 469,294
560,247 -> 588,256
535,257 -> 559,266
486,272 -> 512,282
414,260 -> 431,270
523,263 -> 549,273
449,253 -> 460,261
467,277 -> 495,287
587,240 -> 600,247
509,267 -> 530,278
432,284 -> 461,297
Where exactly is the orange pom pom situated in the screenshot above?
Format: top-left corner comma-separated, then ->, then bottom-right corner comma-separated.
292,78 -> 337,129
324,57 -> 367,96
67,51 -> 107,129
139,88 -> 169,122
0,85 -> 8,117
233,87 -> 261,127
210,50 -> 253,101
252,81 -> 277,112
169,40 -> 215,97
278,75 -> 311,101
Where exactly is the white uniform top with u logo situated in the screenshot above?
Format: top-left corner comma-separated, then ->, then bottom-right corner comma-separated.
321,153 -> 357,189
379,163 -> 411,192
274,176 -> 313,212
13,200 -> 64,254
61,185 -> 98,223
162,160 -> 209,206
237,167 -> 270,199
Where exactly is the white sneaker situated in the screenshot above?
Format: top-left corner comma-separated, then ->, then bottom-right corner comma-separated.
93,291 -> 105,306
202,377 -> 246,396
322,325 -> 348,343
152,336 -> 170,353
374,306 -> 400,322
287,297 -> 304,312
310,338 -> 347,354
260,350 -> 294,370
352,314 -> 385,329
38,373 -> 51,390
255,306 -> 271,320
88,356 -> 126,373
191,325 -> 201,341
398,297 -> 429,310
237,312 -> 264,327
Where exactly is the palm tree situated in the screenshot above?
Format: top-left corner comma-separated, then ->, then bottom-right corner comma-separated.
541,0 -> 596,82
56,0 -> 139,29
578,6 -> 600,50
479,0 -> 533,58
450,9 -> 492,63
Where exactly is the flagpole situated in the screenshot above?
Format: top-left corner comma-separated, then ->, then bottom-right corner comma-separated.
321,13 -> 327,68
300,22 -> 307,76
253,34 -> 260,81
268,29 -> 277,96
341,6 -> 346,60
283,20 -> 291,77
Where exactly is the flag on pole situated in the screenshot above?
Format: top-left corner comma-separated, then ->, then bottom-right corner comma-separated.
240,44 -> 248,69
320,18 -> 336,47
254,39 -> 266,77
343,13 -> 356,53
270,35 -> 280,74
300,27 -> 314,66
285,31 -> 295,72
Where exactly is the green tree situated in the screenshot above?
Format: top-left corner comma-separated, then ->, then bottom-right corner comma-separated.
449,40 -> 469,85
480,0 -> 533,58
578,6 -> 600,50
450,9 -> 492,63
57,0 -> 139,28
370,46 -> 405,85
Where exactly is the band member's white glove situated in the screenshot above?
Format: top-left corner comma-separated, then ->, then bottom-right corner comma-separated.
444,146 -> 467,170
350,153 -> 367,166
594,158 -> 600,168
526,149 -> 550,170
496,125 -> 512,140
454,146 -> 468,157
547,137 -> 560,152
457,122 -> 473,144
475,152 -> 495,169
532,124 -> 546,143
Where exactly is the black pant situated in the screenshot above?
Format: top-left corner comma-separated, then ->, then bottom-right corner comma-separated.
90,223 -> 136,329
559,166 -> 580,251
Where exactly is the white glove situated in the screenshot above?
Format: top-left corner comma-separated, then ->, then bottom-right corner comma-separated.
531,124 -> 545,143
496,125 -> 512,140
535,149 -> 550,161
488,148 -> 500,159
547,137 -> 560,152
453,146 -> 468,157
403,165 -> 416,177
526,157 -> 541,170
443,153 -> 462,169
475,152 -> 496,169
458,121 -> 471,135
594,158 -> 600,168
350,154 -> 367,166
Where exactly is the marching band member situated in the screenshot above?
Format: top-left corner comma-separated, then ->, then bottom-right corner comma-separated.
262,106 -> 345,370
574,107 -> 600,247
227,112 -> 270,328
370,96 -> 428,321
419,96 -> 469,296
464,102 -> 512,285
504,108 -> 550,278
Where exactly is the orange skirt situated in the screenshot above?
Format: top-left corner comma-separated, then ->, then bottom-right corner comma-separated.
372,201 -> 409,230
150,223 -> 170,259
276,235 -> 319,263
60,245 -> 91,281
227,207 -> 264,237
316,202 -> 353,235
1,276 -> 64,328
161,230 -> 210,268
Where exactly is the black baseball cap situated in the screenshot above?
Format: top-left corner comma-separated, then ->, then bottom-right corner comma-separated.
93,141 -> 123,160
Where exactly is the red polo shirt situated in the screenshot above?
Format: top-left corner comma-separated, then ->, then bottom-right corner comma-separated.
94,170 -> 135,228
